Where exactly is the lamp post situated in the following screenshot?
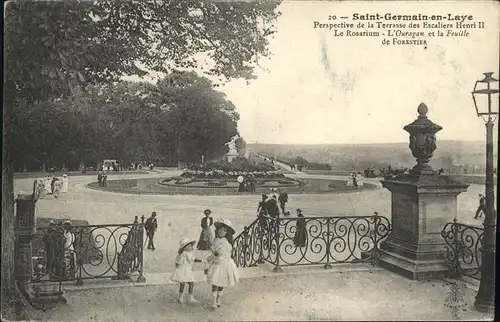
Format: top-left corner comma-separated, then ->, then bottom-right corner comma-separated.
471,72 -> 499,313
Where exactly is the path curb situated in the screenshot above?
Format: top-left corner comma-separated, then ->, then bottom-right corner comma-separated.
61,263 -> 382,292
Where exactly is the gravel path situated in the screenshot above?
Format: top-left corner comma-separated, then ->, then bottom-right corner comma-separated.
41,270 -> 493,321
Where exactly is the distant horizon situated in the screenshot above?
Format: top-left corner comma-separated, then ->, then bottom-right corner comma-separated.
247,139 -> 486,146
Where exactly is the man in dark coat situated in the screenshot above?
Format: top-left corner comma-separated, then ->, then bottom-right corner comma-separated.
474,194 -> 486,219
266,195 -> 280,219
278,190 -> 289,215
51,177 -> 59,193
145,212 -> 158,250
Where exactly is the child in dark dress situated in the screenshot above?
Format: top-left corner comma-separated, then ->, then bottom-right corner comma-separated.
293,208 -> 307,247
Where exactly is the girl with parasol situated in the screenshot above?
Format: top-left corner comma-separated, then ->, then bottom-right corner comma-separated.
204,218 -> 239,310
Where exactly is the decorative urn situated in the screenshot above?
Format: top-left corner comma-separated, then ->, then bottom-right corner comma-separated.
403,103 -> 443,175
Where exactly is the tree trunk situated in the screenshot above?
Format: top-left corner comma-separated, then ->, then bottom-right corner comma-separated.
2,102 -> 16,318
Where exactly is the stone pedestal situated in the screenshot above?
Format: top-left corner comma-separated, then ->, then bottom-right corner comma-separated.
226,152 -> 238,162
15,191 -> 38,301
379,174 -> 468,280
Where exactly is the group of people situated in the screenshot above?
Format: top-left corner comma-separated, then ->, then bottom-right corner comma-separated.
37,174 -> 69,198
97,172 -> 108,187
237,175 -> 257,192
145,204 -> 306,310
256,190 -> 307,246
256,188 -> 289,219
346,172 -> 363,188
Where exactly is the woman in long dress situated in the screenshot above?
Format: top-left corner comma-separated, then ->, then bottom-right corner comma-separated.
205,219 -> 239,310
293,208 -> 308,247
44,176 -> 53,194
61,174 -> 69,193
53,180 -> 62,198
197,209 -> 214,250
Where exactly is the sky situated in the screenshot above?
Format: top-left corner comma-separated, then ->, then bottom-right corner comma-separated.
125,1 -> 499,145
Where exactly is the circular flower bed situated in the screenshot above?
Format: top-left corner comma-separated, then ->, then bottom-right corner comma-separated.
184,158 -> 282,179
181,169 -> 285,180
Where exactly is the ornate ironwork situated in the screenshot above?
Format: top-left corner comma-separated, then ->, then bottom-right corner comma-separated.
441,219 -> 483,280
232,212 -> 391,270
31,219 -> 145,285
232,215 -> 277,268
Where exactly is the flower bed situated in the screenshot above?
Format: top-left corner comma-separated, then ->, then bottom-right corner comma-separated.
185,157 -> 278,178
181,169 -> 285,179
158,176 -> 301,189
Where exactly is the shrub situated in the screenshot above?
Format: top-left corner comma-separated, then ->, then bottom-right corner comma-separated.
307,162 -> 332,170
206,180 -> 228,187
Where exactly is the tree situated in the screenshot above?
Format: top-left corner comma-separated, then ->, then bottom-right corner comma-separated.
235,137 -> 247,156
3,1 -> 281,318
157,70 -> 241,164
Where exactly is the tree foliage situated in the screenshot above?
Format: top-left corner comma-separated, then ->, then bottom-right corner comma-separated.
3,1 -> 281,318
4,0 -> 281,104
11,72 -> 241,170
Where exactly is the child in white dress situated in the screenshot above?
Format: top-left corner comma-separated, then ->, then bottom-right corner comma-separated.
205,218 -> 239,310
170,238 -> 203,304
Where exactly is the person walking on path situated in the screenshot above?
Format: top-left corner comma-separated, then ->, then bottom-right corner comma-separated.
61,174 -> 69,193
102,172 -> 108,187
257,194 -> 268,229
205,219 -> 239,310
474,194 -> 486,219
293,208 -> 307,247
267,195 -> 280,218
266,194 -> 280,231
278,189 -> 288,215
53,179 -> 62,198
197,209 -> 215,250
171,238 -> 203,304
145,212 -> 158,250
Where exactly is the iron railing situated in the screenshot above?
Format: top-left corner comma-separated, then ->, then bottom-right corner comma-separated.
232,212 -> 391,271
31,216 -> 146,286
232,215 -> 277,268
441,219 -> 483,280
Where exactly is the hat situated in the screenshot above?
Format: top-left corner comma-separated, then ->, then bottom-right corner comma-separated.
178,238 -> 197,252
204,209 -> 212,215
214,218 -> 235,235
296,208 -> 302,212
63,174 -> 67,177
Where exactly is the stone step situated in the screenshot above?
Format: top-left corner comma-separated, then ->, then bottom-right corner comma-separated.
59,263 -> 382,292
